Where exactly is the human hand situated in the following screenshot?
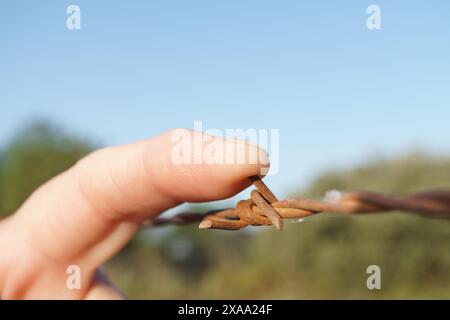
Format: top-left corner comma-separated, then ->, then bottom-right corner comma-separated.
0,130 -> 269,299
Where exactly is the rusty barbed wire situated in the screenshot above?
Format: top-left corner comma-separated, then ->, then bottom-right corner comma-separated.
143,176 -> 450,231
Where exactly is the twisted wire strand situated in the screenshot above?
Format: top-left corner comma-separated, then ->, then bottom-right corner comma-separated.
143,176 -> 450,231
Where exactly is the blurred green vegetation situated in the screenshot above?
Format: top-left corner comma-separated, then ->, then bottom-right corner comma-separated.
1,122 -> 449,298
0,121 -> 94,215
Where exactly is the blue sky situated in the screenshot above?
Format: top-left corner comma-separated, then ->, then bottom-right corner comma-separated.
1,1 -> 450,198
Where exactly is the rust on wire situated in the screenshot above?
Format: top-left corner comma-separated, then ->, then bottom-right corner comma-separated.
143,176 -> 450,231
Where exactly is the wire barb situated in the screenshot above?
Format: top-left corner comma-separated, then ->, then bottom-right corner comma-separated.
144,177 -> 450,231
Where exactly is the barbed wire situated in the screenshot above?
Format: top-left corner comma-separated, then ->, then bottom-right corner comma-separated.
142,176 -> 450,231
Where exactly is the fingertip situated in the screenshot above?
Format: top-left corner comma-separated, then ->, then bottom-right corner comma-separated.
158,128 -> 271,201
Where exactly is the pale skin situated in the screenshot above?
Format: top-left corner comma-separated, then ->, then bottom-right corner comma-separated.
0,129 -> 269,299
